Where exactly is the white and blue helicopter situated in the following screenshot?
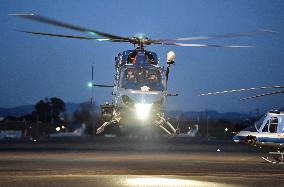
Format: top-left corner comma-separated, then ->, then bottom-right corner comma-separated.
10,13 -> 272,136
201,86 -> 284,163
234,110 -> 284,163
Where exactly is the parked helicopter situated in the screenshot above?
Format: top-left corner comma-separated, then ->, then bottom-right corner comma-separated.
234,110 -> 284,163
201,86 -> 284,163
10,13 -> 272,136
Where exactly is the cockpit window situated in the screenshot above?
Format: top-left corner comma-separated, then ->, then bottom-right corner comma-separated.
133,53 -> 149,65
127,52 -> 157,65
120,67 -> 165,91
255,115 -> 266,131
269,117 -> 278,133
262,120 -> 269,132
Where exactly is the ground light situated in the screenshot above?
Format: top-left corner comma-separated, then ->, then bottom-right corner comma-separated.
55,127 -> 61,132
126,176 -> 230,187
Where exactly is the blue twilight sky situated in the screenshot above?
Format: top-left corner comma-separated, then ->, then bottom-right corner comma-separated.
0,0 -> 284,113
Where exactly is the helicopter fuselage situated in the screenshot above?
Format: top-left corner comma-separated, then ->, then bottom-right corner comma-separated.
112,49 -> 167,124
233,111 -> 284,149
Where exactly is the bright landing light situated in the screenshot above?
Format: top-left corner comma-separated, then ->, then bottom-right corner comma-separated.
135,103 -> 152,120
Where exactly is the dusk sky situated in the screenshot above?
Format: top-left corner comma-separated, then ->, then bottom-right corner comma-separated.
1,0 -> 284,113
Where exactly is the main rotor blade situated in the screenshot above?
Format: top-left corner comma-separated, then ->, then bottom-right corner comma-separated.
241,90 -> 284,100
158,42 -> 254,48
17,30 -> 128,42
17,30 -> 101,40
152,29 -> 277,42
9,13 -> 132,41
200,86 -> 284,96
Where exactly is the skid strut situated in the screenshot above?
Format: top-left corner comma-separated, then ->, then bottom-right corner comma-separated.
261,151 -> 284,164
96,112 -> 120,134
155,115 -> 177,135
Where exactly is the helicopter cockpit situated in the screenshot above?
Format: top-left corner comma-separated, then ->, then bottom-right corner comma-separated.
127,51 -> 157,65
254,113 -> 283,133
255,114 -> 266,132
119,66 -> 165,91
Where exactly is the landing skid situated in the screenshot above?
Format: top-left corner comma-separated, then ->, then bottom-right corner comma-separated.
96,112 -> 178,136
96,112 -> 121,134
261,151 -> 284,164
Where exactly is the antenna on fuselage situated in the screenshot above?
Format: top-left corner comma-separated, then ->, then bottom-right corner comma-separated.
91,63 -> 94,104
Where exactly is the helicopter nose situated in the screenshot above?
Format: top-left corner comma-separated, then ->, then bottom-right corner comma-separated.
233,131 -> 246,143
233,134 -> 241,143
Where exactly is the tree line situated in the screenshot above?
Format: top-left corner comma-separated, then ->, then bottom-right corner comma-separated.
1,97 -> 100,136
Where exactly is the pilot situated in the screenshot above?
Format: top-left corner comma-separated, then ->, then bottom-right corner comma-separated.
132,55 -> 137,64
148,74 -> 157,81
127,70 -> 135,81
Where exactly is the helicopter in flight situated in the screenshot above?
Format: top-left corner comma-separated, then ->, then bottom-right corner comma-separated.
201,86 -> 284,163
10,13 -> 272,136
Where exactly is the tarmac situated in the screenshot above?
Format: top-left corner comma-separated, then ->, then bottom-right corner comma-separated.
0,136 -> 284,187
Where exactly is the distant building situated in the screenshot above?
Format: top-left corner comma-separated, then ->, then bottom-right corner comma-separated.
0,121 -> 26,140
0,130 -> 22,140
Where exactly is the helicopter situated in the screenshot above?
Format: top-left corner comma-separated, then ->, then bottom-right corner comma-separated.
9,13 -> 272,136
234,110 -> 284,164
201,86 -> 284,163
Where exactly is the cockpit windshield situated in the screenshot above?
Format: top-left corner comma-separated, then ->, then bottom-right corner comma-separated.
120,67 -> 165,91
